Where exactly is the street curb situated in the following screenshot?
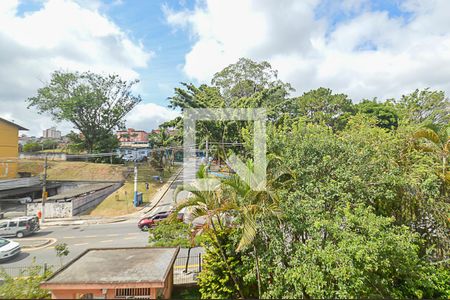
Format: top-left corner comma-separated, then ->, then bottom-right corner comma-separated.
38,166 -> 183,227
12,238 -> 53,249
143,166 -> 183,215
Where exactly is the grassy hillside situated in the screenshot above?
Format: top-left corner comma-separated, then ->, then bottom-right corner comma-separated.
18,160 -> 127,181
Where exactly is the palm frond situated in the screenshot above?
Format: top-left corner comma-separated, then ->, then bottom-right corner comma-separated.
237,212 -> 257,252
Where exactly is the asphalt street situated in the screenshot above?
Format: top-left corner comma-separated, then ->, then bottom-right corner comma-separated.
0,165 -> 200,269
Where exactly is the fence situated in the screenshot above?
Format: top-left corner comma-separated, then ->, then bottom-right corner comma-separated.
0,263 -> 53,279
173,254 -> 202,285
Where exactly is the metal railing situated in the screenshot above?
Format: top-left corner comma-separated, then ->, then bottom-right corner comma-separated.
173,254 -> 202,285
0,254 -> 204,285
0,263 -> 53,279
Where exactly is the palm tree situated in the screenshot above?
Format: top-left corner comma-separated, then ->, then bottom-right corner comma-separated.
413,125 -> 449,185
149,129 -> 174,175
173,165 -> 245,298
174,157 -> 293,298
221,156 -> 292,298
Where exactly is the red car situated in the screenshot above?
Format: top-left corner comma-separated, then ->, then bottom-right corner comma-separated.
137,211 -> 170,231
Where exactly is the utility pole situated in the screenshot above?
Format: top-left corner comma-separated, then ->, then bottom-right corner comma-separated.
205,138 -> 209,163
41,154 -> 48,223
133,148 -> 138,207
205,138 -> 209,173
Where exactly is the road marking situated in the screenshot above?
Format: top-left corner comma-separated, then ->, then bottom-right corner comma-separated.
100,240 -> 113,243
106,234 -> 119,237
63,236 -> 76,239
127,233 -> 139,235
22,238 -> 57,252
174,264 -> 199,269
74,243 -> 89,246
124,236 -> 138,240
85,235 -> 97,238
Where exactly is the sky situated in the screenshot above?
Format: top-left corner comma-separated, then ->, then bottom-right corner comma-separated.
1,0 -> 450,136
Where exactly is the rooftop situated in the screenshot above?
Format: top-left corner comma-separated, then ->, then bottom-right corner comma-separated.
43,247 -> 179,285
0,117 -> 28,131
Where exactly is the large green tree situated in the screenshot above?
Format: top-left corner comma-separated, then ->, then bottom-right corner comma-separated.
396,88 -> 450,125
289,87 -> 354,130
28,71 -> 141,153
211,57 -> 293,101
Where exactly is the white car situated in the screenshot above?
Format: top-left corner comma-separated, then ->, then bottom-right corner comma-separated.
0,238 -> 21,261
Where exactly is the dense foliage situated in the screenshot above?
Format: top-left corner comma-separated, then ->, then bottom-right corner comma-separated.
0,263 -> 52,299
22,139 -> 59,152
152,58 -> 450,299
148,219 -> 192,247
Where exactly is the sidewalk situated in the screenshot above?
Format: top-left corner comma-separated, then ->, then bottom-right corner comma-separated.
41,167 -> 183,227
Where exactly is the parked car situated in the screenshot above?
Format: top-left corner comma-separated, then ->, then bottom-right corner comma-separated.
0,238 -> 21,261
138,211 -> 171,231
0,216 -> 40,238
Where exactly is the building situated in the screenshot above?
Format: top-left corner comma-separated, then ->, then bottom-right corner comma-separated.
117,128 -> 148,147
0,118 -> 28,179
43,127 -> 61,139
41,247 -> 180,299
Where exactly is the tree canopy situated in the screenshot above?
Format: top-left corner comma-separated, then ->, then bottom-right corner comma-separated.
153,58 -> 450,299
28,71 -> 141,153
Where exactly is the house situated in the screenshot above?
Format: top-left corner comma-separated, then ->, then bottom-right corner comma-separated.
116,128 -> 149,148
41,247 -> 180,299
0,118 -> 28,179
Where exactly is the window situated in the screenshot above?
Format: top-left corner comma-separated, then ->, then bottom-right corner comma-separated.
8,221 -> 17,228
19,221 -> 27,227
115,288 -> 151,298
0,223 -> 7,229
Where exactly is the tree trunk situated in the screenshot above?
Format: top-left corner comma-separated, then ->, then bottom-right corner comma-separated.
184,247 -> 191,273
254,245 -> 262,299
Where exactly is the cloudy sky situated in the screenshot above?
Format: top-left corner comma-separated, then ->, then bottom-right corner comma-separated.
1,0 -> 450,136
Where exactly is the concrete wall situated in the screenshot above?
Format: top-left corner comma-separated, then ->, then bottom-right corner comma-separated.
19,152 -> 67,161
72,182 -> 122,215
27,201 -> 72,218
26,182 -> 122,218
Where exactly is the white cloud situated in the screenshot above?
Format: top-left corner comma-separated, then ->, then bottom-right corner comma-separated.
126,103 -> 179,132
165,0 -> 450,101
0,0 -> 164,136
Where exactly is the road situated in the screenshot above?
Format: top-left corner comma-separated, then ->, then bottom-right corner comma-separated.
0,166 -> 201,270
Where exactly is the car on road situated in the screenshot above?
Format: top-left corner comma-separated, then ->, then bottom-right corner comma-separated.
138,211 -> 171,231
0,238 -> 21,262
0,216 -> 40,238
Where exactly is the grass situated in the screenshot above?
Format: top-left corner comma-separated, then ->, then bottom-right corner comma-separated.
18,160 -> 127,181
87,163 -> 180,217
17,159 -> 180,217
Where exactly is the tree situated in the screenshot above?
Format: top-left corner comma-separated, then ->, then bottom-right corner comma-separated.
0,261 -> 52,299
149,128 -> 174,175
55,242 -> 70,267
148,219 -> 192,248
413,125 -> 450,184
211,57 -> 293,100
396,88 -> 450,125
22,141 -> 41,153
28,71 -> 141,153
355,99 -> 399,130
290,87 -> 354,130
174,165 -> 247,298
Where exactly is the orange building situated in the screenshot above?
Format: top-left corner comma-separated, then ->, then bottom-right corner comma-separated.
41,247 -> 179,299
0,118 -> 28,179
